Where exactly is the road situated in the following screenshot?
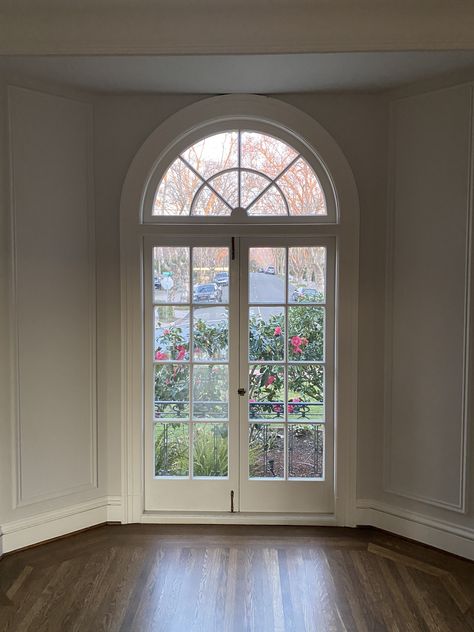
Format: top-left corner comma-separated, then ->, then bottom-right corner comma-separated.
154,272 -> 298,341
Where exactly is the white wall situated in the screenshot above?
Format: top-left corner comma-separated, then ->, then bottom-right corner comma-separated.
0,84 -> 116,554
357,84 -> 474,559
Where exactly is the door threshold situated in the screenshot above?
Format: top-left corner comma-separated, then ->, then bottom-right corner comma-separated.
140,511 -> 338,526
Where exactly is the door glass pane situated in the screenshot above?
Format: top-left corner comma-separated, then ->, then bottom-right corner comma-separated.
154,364 -> 190,420
155,423 -> 189,477
288,365 -> 324,422
288,306 -> 325,361
246,245 -> 328,483
154,306 -> 190,361
249,306 -> 285,362
289,247 -> 326,303
193,247 -> 229,304
153,246 -> 190,303
248,365 -> 285,421
193,306 -> 229,361
249,424 -> 285,478
249,247 -> 285,303
193,424 -> 229,477
288,424 -> 324,479
193,364 -> 229,420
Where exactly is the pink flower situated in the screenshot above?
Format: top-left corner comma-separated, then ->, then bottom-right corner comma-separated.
163,329 -> 170,335
274,326 -> 282,336
287,397 -> 301,414
155,350 -> 169,361
290,335 -> 306,355
265,375 -> 276,386
176,345 -> 186,361
273,404 -> 283,413
249,398 -> 256,403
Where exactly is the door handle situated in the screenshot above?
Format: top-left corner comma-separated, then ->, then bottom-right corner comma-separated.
237,388 -> 246,396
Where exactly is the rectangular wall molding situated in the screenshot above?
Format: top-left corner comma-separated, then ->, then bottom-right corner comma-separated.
8,85 -> 97,507
384,85 -> 473,513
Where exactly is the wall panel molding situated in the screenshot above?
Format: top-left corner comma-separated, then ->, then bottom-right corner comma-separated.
383,85 -> 473,513
8,85 -> 97,508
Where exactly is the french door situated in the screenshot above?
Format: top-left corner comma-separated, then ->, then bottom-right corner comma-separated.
144,233 -> 335,515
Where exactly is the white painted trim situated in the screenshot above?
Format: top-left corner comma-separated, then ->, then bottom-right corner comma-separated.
120,94 -> 360,526
7,85 -> 98,508
140,512 -> 338,526
2,7 -> 474,56
356,499 -> 474,561
383,86 -> 473,514
0,496 -> 122,555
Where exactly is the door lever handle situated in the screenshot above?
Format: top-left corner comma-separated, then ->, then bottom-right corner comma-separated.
237,388 -> 246,396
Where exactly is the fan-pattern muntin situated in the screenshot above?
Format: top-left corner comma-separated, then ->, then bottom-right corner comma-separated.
153,130 -> 327,217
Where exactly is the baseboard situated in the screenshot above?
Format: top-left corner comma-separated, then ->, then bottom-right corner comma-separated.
356,499 -> 474,561
140,511 -> 338,526
0,496 -> 123,555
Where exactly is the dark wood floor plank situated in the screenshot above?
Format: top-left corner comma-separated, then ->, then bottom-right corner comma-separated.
0,524 -> 473,631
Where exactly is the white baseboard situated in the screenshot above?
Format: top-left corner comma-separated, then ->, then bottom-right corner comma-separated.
140,511 -> 338,526
356,499 -> 474,561
0,496 -> 123,555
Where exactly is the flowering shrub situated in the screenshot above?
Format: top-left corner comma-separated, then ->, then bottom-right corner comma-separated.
154,307 -> 324,418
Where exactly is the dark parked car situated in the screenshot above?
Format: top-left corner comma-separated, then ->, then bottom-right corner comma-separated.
266,266 -> 276,274
193,283 -> 222,303
214,271 -> 229,286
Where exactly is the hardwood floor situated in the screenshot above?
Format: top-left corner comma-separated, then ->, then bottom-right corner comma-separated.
0,525 -> 473,631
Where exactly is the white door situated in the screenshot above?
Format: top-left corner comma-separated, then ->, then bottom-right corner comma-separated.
144,233 -> 335,514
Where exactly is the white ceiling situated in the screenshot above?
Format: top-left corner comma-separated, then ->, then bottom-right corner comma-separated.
2,52 -> 474,94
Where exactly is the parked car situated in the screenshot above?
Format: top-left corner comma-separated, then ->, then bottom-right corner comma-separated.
265,266 -> 276,274
193,283 -> 222,302
257,267 -> 264,273
291,287 -> 323,302
214,271 -> 229,286
154,277 -> 162,289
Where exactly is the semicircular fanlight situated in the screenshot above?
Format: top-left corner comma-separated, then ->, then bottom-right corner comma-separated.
152,130 -> 327,217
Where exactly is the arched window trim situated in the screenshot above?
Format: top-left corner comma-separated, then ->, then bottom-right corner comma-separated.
142,118 -> 338,224
120,95 -> 360,526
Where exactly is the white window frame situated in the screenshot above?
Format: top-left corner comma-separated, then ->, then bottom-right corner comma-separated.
143,119 -> 337,223
120,94 -> 360,526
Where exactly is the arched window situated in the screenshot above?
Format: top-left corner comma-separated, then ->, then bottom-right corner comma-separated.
152,131 -> 327,217
140,114 -> 338,224
120,95 -> 358,525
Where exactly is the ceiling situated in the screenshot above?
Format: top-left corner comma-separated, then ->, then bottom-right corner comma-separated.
2,52 -> 474,94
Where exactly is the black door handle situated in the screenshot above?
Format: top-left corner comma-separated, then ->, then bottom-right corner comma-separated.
237,388 -> 246,396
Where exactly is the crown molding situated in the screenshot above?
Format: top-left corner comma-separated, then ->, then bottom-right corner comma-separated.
1,4 -> 474,55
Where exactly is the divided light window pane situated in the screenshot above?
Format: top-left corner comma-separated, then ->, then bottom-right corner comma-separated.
152,130 -> 328,216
